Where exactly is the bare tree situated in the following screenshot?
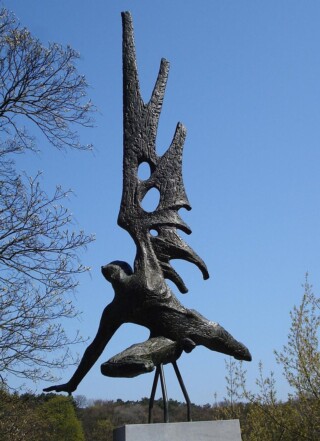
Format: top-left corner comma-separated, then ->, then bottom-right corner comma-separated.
0,7 -> 95,387
0,8 -> 94,153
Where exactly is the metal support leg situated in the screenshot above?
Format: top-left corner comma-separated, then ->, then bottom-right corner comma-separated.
148,364 -> 169,423
172,361 -> 192,422
159,363 -> 169,423
148,362 -> 191,423
148,365 -> 160,423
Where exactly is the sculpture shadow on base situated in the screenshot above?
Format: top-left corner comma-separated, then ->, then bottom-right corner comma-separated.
44,11 -> 251,424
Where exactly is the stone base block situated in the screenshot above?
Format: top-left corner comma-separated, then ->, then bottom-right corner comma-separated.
113,420 -> 242,441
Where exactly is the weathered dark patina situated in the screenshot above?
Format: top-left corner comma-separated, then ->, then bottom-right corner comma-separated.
44,12 -> 251,402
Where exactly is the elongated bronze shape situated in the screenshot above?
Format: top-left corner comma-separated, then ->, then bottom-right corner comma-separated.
44,12 -> 251,404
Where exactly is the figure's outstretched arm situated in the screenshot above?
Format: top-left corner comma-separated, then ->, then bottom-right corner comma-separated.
43,301 -> 123,394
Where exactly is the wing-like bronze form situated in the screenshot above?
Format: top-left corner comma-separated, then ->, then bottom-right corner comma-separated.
119,12 -> 209,293
43,12 -> 251,399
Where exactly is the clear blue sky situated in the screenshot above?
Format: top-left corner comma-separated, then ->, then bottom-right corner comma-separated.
5,0 -> 320,404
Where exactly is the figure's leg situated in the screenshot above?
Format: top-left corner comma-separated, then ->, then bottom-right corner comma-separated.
183,309 -> 252,361
101,336 -> 183,378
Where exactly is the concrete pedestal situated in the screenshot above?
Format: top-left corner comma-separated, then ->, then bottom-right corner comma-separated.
113,420 -> 242,441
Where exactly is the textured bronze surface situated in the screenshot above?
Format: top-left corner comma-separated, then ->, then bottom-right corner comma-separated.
44,12 -> 251,396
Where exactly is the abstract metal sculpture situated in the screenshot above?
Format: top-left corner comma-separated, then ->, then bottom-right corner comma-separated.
44,12 -> 251,421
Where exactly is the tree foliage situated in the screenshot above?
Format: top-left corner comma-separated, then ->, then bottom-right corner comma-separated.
35,395 -> 85,441
0,390 -> 85,441
275,275 -> 320,401
226,275 -> 320,440
0,7 -> 95,387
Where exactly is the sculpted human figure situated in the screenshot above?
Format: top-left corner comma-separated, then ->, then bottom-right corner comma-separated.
44,12 -> 251,396
45,260 -> 251,394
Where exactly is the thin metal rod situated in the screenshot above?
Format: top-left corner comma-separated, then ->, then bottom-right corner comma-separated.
159,364 -> 169,423
148,366 -> 160,423
172,361 -> 192,422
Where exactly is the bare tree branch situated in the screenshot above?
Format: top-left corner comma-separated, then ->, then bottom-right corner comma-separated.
0,7 -> 95,387
0,7 -> 95,152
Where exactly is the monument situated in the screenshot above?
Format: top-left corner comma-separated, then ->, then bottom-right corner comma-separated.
45,11 -> 251,439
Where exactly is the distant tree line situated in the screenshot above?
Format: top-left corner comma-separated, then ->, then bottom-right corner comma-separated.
1,389 -> 319,441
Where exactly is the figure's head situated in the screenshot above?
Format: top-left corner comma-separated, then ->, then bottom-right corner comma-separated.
101,260 -> 133,284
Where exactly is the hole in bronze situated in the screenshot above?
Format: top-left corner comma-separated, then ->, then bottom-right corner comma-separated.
138,162 -> 151,180
141,187 -> 160,212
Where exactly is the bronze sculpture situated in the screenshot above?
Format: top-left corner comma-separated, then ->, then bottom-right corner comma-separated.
44,12 -> 251,419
